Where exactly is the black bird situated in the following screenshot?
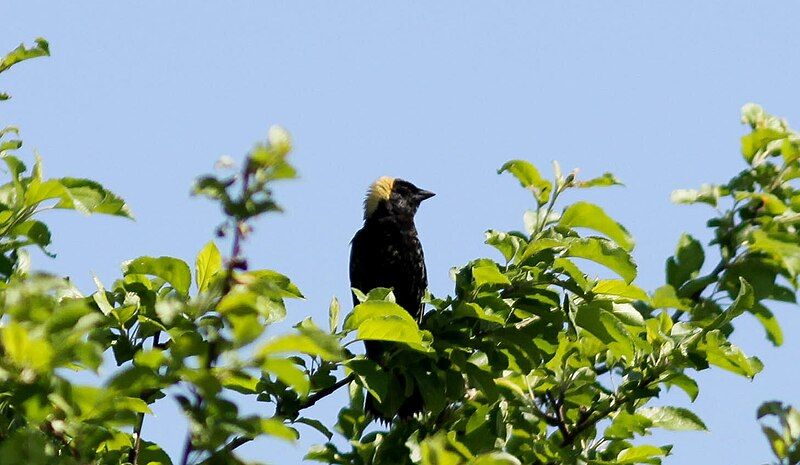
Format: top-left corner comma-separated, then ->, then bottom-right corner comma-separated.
349,176 -> 434,422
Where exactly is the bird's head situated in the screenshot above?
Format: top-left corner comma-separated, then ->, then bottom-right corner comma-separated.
363,176 -> 435,221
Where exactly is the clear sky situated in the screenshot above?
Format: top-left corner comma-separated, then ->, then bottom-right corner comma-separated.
4,2 -> 800,464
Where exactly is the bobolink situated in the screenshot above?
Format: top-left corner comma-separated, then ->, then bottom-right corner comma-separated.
349,176 -> 434,422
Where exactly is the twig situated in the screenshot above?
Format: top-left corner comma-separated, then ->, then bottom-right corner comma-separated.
560,372 -> 658,446
129,412 -> 145,465
129,332 -> 163,464
200,374 -> 356,464
546,390 -> 570,440
297,373 -> 355,411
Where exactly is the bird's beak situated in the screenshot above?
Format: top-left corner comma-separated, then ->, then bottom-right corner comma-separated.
416,189 -> 436,201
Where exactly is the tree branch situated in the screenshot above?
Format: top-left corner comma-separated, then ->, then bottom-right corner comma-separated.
546,390 -> 570,440
560,373 -> 658,447
297,373 -> 355,412
128,412 -> 145,465
199,374 -> 355,464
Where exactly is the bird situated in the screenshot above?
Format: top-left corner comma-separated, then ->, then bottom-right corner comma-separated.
349,176 -> 435,422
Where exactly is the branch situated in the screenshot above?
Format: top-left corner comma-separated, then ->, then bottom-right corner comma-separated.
297,373 -> 355,411
130,332 -> 162,465
128,412 -> 145,465
199,374 -> 355,464
546,390 -> 570,440
560,373 -> 658,447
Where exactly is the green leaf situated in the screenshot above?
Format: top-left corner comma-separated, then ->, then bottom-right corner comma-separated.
749,230 -> 800,277
294,417 -> 333,440
346,358 -> 389,403
453,302 -> 505,324
260,418 -> 298,442
115,396 -> 153,414
498,159 -> 552,204
472,263 -> 511,288
1,323 -> 53,371
577,172 -> 623,188
782,138 -> 800,164
664,373 -> 699,401
55,177 -> 133,218
259,333 -> 344,361
592,280 -> 649,302
420,434 -> 464,465
344,300 -> 417,330
0,139 -> 21,152
762,425 -> 788,460
671,184 -> 723,207
699,331 -> 763,378
329,296 -> 340,333
710,278 -> 753,329
228,312 -> 262,344
606,411 -> 653,439
666,234 -> 704,288
217,289 -> 286,323
356,317 -> 423,345
134,349 -> 166,370
464,363 -> 499,402
752,303 -> 783,346
639,406 -> 707,431
651,285 -> 690,311
559,201 -> 634,251
575,304 -> 617,344
0,38 -> 49,74
138,440 -> 174,465
122,256 -> 191,296
741,127 -> 787,163
616,445 -> 668,463
218,369 -> 260,394
414,370 -> 447,416
11,220 -> 52,252
565,237 -> 637,283
553,257 -> 593,292
485,230 -> 525,263
195,241 -> 222,292
470,452 -> 522,465
263,358 -> 310,397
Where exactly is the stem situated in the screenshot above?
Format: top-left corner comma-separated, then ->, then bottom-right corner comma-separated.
533,186 -> 562,238
129,412 -> 145,465
130,332 -> 159,465
546,390 -> 570,439
207,163 -> 252,371
671,258 -> 728,323
200,374 -> 355,464
297,373 -> 354,411
560,371 -> 660,447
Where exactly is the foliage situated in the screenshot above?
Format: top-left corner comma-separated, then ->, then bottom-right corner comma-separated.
758,401 -> 800,465
2,37 -> 800,465
303,103 -> 800,464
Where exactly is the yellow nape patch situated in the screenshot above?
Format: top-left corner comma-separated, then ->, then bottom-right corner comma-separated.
364,176 -> 395,218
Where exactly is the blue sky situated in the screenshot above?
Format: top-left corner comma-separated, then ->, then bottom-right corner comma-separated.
4,2 -> 800,464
